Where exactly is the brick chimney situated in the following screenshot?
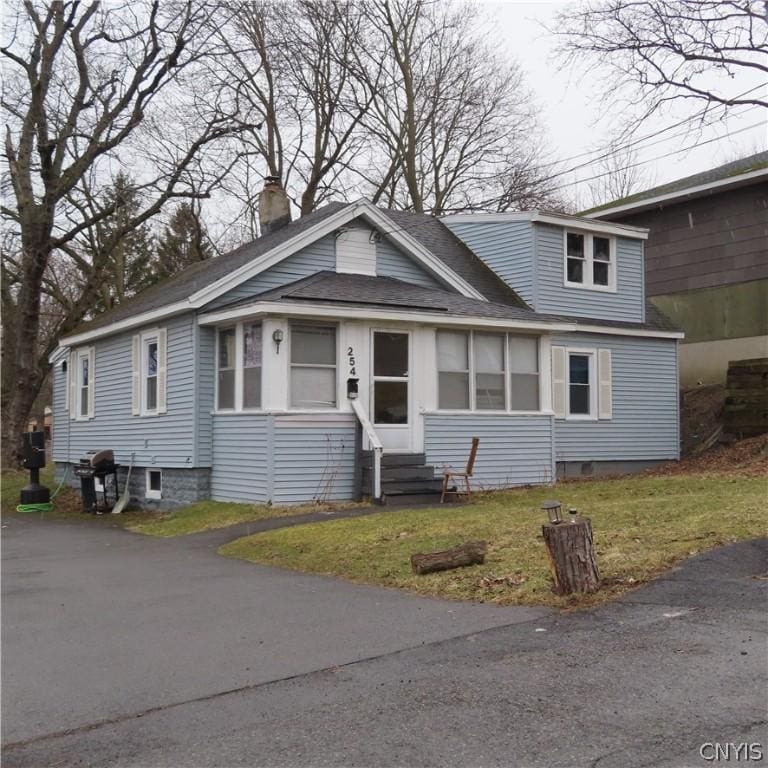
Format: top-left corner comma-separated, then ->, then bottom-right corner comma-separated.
258,176 -> 291,236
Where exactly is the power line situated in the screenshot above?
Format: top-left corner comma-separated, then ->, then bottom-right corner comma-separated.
536,82 -> 767,173
546,120 -> 766,192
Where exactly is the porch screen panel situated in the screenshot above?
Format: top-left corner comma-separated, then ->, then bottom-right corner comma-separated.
290,324 -> 337,408
217,328 -> 236,409
509,336 -> 539,410
437,331 -> 469,409
243,322 -> 262,409
474,333 -> 505,410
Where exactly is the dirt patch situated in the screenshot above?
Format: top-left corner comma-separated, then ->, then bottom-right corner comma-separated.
680,384 -> 726,456
652,433 -> 768,478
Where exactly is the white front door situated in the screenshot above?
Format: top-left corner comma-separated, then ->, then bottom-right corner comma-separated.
370,329 -> 412,451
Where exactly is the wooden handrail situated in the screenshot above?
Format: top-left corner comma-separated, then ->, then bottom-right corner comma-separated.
350,399 -> 383,500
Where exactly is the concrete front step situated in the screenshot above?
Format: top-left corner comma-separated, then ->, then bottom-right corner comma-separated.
381,491 -> 444,506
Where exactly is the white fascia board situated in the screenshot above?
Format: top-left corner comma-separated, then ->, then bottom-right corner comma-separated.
189,199 -> 486,307
570,323 -> 684,340
48,345 -> 70,365
441,210 -> 648,239
583,167 -> 768,219
198,300 -> 578,334
58,300 -> 192,348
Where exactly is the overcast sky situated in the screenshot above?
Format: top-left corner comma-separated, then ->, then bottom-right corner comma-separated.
487,0 -> 768,201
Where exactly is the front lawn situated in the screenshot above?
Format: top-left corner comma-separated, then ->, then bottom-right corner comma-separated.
220,473 -> 767,608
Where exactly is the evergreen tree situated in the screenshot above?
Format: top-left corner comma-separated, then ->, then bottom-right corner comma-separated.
93,173 -> 156,311
156,202 -> 213,279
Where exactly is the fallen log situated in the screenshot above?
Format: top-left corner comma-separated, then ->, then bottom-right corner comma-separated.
411,540 -> 487,575
542,516 -> 600,595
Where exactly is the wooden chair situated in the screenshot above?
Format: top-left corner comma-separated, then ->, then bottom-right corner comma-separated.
441,437 -> 480,503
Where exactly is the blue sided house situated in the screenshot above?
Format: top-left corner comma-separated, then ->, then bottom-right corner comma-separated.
51,182 -> 682,508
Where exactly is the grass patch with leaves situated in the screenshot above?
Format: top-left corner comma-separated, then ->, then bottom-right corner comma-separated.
220,473 -> 767,608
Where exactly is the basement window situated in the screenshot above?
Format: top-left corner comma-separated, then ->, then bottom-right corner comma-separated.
146,469 -> 162,500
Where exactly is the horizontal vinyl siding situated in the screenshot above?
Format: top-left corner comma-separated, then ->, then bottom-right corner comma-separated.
211,414 -> 270,503
424,414 -> 555,489
535,224 -> 644,322
205,235 -> 337,309
196,326 -> 215,466
52,314 -> 197,468
552,333 -> 679,461
376,236 -> 444,289
272,414 -> 356,505
445,221 -> 535,304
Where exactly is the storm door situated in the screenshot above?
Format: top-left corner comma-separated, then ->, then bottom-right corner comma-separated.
371,331 -> 412,451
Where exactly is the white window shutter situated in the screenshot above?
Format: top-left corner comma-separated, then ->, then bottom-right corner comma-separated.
598,348 -> 613,420
87,347 -> 96,419
68,350 -> 77,417
551,345 -> 567,419
131,335 -> 141,416
156,327 -> 168,414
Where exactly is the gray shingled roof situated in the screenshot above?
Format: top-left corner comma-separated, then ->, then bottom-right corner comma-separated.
212,271 -> 681,334
583,151 -> 768,216
68,201 -> 526,337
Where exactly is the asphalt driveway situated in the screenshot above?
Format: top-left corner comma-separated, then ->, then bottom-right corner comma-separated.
2,512 -> 766,767
1,512 -> 546,746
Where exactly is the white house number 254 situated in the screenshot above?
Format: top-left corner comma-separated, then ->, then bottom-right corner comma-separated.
347,346 -> 356,376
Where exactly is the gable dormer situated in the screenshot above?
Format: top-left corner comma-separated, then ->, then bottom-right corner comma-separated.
442,212 -> 648,324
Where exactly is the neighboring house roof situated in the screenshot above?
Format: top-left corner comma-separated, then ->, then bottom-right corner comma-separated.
61,200 -> 527,346
203,271 -> 683,337
583,151 -> 768,219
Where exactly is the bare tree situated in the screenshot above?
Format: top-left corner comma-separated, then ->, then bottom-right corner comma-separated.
210,0 -> 373,237
552,0 -> 768,124
1,0 -> 249,465
352,0 -> 558,214
586,141 -> 655,208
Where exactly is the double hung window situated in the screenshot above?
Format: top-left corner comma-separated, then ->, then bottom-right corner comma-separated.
565,231 -> 615,291
290,324 -> 337,409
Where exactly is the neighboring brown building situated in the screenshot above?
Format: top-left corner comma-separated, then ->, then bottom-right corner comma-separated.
585,152 -> 768,386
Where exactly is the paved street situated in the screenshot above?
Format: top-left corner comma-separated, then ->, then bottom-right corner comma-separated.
2,512 -> 766,767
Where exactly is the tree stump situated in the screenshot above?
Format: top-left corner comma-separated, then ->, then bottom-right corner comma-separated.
542,517 -> 600,595
411,540 -> 487,575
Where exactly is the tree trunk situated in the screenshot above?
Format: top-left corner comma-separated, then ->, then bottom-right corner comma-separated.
542,517 -> 600,595
2,234 -> 51,468
411,540 -> 487,575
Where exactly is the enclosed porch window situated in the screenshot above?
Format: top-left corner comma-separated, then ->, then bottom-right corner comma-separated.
290,323 -> 337,409
437,330 -> 541,412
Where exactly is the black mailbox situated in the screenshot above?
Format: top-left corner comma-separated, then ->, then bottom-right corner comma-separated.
22,430 -> 46,470
346,377 -> 359,399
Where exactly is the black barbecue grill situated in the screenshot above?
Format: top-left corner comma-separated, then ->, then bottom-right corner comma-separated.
75,449 -> 120,513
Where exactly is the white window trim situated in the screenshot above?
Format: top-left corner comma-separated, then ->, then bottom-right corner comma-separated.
436,330 -> 543,414
145,469 -> 162,500
563,230 -> 617,293
215,325 -> 239,412
288,321 -> 340,411
565,348 -> 598,421
75,347 -> 95,421
241,320 -> 264,412
140,331 -> 159,416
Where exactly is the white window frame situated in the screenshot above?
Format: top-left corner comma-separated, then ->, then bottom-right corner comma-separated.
563,230 -> 617,293
436,330 -> 545,415
75,347 -> 94,420
565,348 -> 598,421
140,331 -> 160,416
241,321 -> 263,412
288,322 -> 339,411
145,468 -> 162,500
215,325 -> 238,412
